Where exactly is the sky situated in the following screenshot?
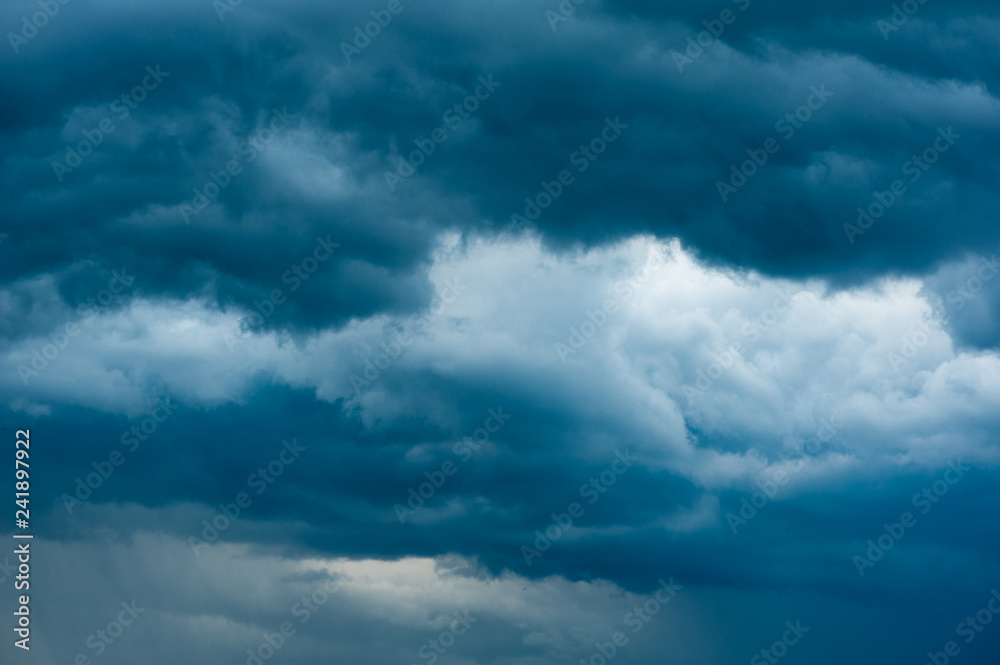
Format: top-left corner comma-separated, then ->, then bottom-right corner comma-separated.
1,0 -> 999,664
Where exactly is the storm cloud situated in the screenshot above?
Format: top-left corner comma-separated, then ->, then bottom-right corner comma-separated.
1,0 -> 999,663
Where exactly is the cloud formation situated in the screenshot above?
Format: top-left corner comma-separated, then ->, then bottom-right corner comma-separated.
2,0 -> 999,663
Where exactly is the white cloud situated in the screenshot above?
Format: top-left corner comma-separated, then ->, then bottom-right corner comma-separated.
3,232 -> 999,489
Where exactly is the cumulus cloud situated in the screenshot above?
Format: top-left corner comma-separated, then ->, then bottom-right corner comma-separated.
5,234 -> 998,473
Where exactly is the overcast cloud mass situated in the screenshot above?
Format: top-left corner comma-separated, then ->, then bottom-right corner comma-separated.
1,0 -> 999,664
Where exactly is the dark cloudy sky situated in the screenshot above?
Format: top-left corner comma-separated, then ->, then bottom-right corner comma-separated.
2,0 -> 1000,663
